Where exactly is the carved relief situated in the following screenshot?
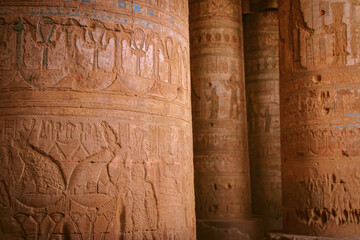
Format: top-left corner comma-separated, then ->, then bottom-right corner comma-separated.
283,126 -> 360,158
204,83 -> 219,119
0,118 -> 194,238
190,55 -> 240,75
289,167 -> 360,229
0,14 -> 190,104
190,0 -> 240,19
322,2 -> 348,65
283,87 -> 360,127
289,0 -> 314,71
244,10 -> 282,231
350,2 -> 360,63
190,28 -> 241,54
224,75 -> 240,119
0,18 -> 18,87
280,0 -> 360,236
190,0 -> 252,226
0,1 -> 194,239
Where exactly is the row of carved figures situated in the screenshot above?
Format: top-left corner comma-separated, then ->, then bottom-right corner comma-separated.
0,16 -> 190,97
0,118 -> 193,238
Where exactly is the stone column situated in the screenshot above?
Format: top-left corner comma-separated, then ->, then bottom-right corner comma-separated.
190,0 -> 262,239
244,9 -> 282,232
279,0 -> 360,237
0,1 -> 195,239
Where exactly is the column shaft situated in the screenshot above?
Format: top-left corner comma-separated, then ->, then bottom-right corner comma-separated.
244,9 -> 282,232
190,0 -> 263,239
0,0 -> 195,239
279,0 -> 360,237
190,0 -> 251,221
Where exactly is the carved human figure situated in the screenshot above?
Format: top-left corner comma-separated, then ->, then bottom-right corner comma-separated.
65,19 -> 85,73
323,2 -> 348,65
113,24 -> 132,74
0,18 -> 17,72
289,0 -> 313,70
0,0 -> 194,238
260,106 -> 271,133
225,74 -> 240,119
146,32 -> 165,81
204,83 -> 219,119
68,122 -> 120,195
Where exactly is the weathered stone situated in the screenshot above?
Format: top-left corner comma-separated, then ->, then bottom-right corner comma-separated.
279,0 -> 360,237
266,233 -> 360,240
244,9 -> 282,232
0,0 -> 195,239
197,219 -> 263,240
190,0 -> 261,239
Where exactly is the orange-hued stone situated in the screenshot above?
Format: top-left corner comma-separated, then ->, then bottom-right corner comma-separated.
279,0 -> 360,237
190,0 -> 251,220
190,0 -> 262,239
0,1 -> 195,239
244,9 -> 282,232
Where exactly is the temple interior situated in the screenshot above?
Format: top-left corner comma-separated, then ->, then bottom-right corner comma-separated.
0,0 -> 359,239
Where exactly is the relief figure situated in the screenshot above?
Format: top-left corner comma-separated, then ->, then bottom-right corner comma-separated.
225,75 -> 240,119
260,106 -> 271,133
289,0 -> 314,70
204,83 -> 219,119
323,2 -> 348,65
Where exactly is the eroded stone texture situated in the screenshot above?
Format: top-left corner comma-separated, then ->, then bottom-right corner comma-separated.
244,10 -> 282,232
0,1 -> 195,239
279,0 -> 360,237
266,233 -> 360,240
190,0 -> 258,238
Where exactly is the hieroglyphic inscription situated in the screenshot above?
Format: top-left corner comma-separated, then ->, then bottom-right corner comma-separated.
190,0 -> 253,226
244,10 -> 282,231
279,0 -> 360,236
0,13 -> 190,104
0,0 -> 195,239
0,118 -> 195,239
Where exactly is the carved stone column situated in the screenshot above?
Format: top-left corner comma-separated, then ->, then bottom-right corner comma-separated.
244,9 -> 282,232
0,1 -> 195,239
190,0 -> 262,239
279,0 -> 360,237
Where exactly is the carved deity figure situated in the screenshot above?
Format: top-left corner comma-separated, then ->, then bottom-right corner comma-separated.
204,83 -> 219,119
289,0 -> 313,70
224,75 -> 240,119
323,2 -> 348,65
260,106 -> 272,133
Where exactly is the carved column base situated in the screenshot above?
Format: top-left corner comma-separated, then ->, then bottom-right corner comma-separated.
266,233 -> 359,240
197,218 -> 264,240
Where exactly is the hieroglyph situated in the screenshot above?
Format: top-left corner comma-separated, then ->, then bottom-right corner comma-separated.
0,15 -> 190,102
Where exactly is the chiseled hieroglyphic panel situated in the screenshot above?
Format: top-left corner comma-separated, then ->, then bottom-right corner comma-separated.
279,0 -> 360,237
0,0 -> 195,239
190,0 -> 252,220
244,10 -> 282,232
